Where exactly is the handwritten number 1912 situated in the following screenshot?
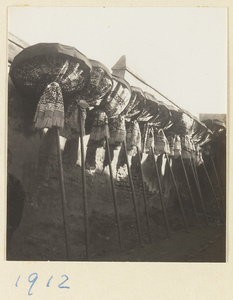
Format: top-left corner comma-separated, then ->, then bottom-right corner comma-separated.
15,274 -> 70,295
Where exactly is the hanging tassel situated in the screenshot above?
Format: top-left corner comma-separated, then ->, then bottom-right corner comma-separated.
60,99 -> 88,139
154,129 -> 170,156
126,120 -> 141,156
108,116 -> 126,149
181,135 -> 192,159
89,110 -> 109,145
174,134 -> 181,158
144,125 -> 154,154
193,144 -> 204,166
167,133 -> 175,157
34,82 -> 64,129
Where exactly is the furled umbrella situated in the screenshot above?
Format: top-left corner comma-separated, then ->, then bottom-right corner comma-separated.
62,58 -> 113,259
98,75 -> 146,246
9,42 -> 92,260
123,86 -> 145,121
100,75 -> 132,165
68,60 -> 126,252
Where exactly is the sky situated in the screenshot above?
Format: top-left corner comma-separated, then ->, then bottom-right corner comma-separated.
8,6 -> 227,118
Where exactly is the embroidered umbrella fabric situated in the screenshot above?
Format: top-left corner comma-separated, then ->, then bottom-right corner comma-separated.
9,43 -> 92,129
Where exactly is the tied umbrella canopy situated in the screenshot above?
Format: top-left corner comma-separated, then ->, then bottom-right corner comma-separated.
100,75 -> 132,118
191,116 -> 213,147
9,43 -> 92,130
61,59 -> 112,138
9,43 -> 92,97
123,87 -> 145,121
149,101 -> 173,130
89,75 -> 131,150
202,119 -> 226,137
9,43 -> 92,260
76,59 -> 113,107
169,110 -> 194,137
137,92 -> 158,123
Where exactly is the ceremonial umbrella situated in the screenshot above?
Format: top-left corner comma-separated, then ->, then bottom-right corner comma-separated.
9,42 -> 92,260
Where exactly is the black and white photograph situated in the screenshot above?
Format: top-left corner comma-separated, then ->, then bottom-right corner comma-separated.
7,6 -> 227,264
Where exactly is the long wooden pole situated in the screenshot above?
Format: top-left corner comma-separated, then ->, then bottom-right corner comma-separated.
55,128 -> 70,261
211,155 -> 225,212
180,156 -> 200,226
122,141 -> 143,246
151,149 -> 170,237
79,108 -> 90,260
165,153 -> 189,233
137,146 -> 152,243
105,133 -> 124,251
202,162 -> 225,222
190,158 -> 209,225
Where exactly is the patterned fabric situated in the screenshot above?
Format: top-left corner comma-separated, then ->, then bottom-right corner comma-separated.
164,106 -> 181,134
174,134 -> 181,158
149,102 -> 172,130
11,54 -> 89,96
135,92 -> 158,122
181,135 -> 194,159
100,78 -> 131,118
192,121 -> 210,146
34,82 -> 64,129
120,90 -> 137,118
154,129 -> 170,156
171,111 -> 194,136
190,118 -> 199,138
174,135 -> 181,158
141,123 -> 154,154
138,100 -> 158,123
197,129 -> 212,147
199,129 -> 213,147
124,87 -> 145,120
77,65 -> 112,106
193,144 -> 204,166
126,120 -> 141,156
108,116 -> 126,149
60,101 -> 87,139
166,133 -> 175,157
89,110 -> 109,146
202,119 -> 225,136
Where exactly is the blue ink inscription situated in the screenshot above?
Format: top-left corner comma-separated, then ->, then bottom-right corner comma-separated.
15,275 -> 21,287
58,275 -> 70,289
28,273 -> 38,296
15,273 -> 70,295
46,276 -> 53,287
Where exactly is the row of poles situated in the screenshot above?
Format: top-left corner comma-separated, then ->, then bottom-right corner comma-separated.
54,108 -> 225,260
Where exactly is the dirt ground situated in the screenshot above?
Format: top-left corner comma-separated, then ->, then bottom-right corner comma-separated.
92,224 -> 226,262
7,147 -> 226,263
7,200 -> 225,262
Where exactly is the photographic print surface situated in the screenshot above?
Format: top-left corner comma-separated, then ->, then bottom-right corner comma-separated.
7,6 -> 227,262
